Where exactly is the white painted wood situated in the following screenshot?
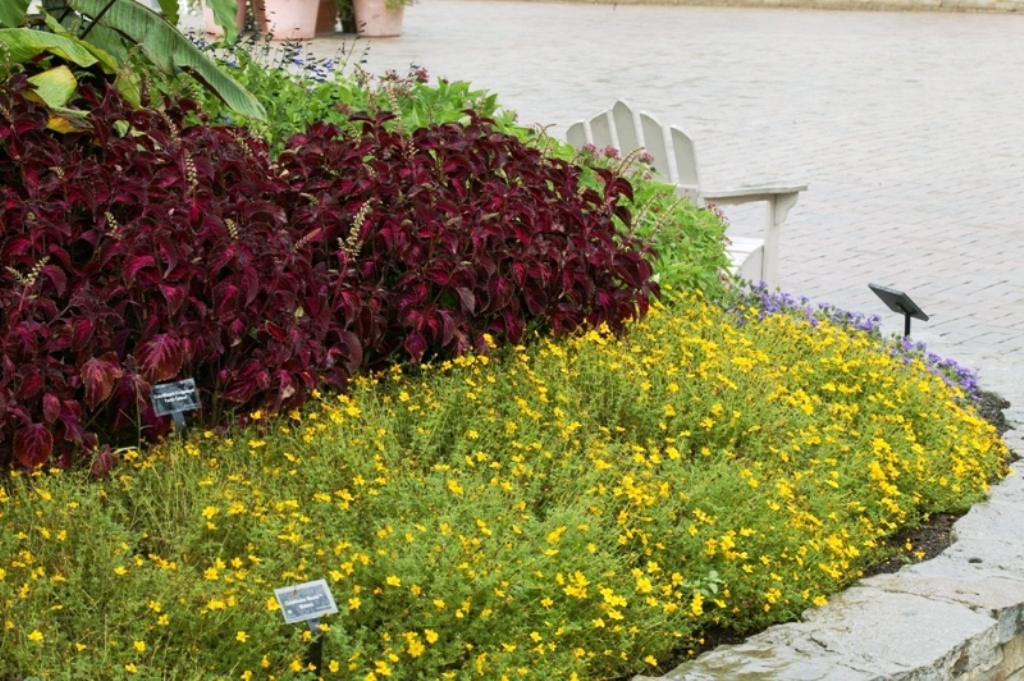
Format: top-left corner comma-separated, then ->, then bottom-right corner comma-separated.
639,112 -> 672,180
612,101 -> 640,157
669,126 -> 700,188
589,113 -> 615,151
565,122 -> 587,151
566,100 -> 807,287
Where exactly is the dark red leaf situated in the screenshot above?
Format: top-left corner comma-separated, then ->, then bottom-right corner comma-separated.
80,352 -> 123,409
42,393 -> 60,424
404,334 -> 427,362
14,423 -> 52,468
90,445 -> 118,478
71,319 -> 94,353
40,265 -> 67,297
159,284 -> 186,314
125,254 -> 156,280
134,334 -> 183,383
454,287 -> 475,314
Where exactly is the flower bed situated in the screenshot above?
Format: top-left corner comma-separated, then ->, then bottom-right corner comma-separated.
0,296 -> 1007,679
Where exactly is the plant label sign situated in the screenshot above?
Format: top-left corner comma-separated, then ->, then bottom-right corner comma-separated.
151,378 -> 201,417
274,579 -> 338,625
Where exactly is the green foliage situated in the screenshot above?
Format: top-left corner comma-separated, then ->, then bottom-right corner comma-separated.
188,38 -> 517,154
65,0 -> 263,119
0,297 -> 1007,679
0,0 -> 263,120
0,0 -> 31,28
566,147 -> 733,300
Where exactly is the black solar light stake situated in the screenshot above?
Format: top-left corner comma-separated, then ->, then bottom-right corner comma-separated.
868,283 -> 929,338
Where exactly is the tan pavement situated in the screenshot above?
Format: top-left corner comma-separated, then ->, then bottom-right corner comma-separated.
263,3 -> 1024,421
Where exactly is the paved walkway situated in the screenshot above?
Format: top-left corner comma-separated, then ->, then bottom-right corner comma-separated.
292,2 -> 1024,423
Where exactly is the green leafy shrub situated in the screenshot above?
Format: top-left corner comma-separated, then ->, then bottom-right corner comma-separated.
0,296 -> 1006,679
186,37 -> 517,154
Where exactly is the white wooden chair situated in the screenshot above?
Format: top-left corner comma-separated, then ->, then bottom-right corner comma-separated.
566,100 -> 806,287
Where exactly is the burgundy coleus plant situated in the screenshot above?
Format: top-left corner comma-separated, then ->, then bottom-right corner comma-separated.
0,76 -> 363,468
279,111 -> 658,366
0,74 -> 656,470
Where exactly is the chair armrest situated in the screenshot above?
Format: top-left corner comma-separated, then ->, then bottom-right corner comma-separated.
701,184 -> 807,204
705,184 -> 807,288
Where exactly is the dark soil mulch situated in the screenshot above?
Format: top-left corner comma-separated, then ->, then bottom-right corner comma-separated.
633,390 -> 1018,677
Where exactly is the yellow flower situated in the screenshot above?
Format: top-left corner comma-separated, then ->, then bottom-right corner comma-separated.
407,638 -> 425,658
28,629 -> 44,642
125,664 -> 138,674
385,575 -> 401,587
425,629 -> 439,644
236,631 -> 248,643
241,671 -> 253,681
134,640 -> 146,652
691,593 -> 705,617
329,660 -> 340,673
201,506 -> 219,519
113,566 -> 127,576
348,597 -> 362,611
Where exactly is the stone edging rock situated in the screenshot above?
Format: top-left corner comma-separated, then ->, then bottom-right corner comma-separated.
636,426 -> 1024,681
537,0 -> 1024,13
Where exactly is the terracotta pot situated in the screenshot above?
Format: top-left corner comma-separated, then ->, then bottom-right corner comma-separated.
201,0 -> 247,37
260,0 -> 320,40
316,0 -> 339,35
352,0 -> 404,37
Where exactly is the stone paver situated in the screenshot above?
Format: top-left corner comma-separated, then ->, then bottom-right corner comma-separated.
290,2 -> 1024,420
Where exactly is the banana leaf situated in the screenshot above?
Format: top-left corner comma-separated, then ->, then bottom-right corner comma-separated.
205,0 -> 240,45
156,0 -> 178,27
0,27 -> 100,66
0,0 -> 31,28
0,26 -> 140,105
26,64 -> 77,107
65,0 -> 265,121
